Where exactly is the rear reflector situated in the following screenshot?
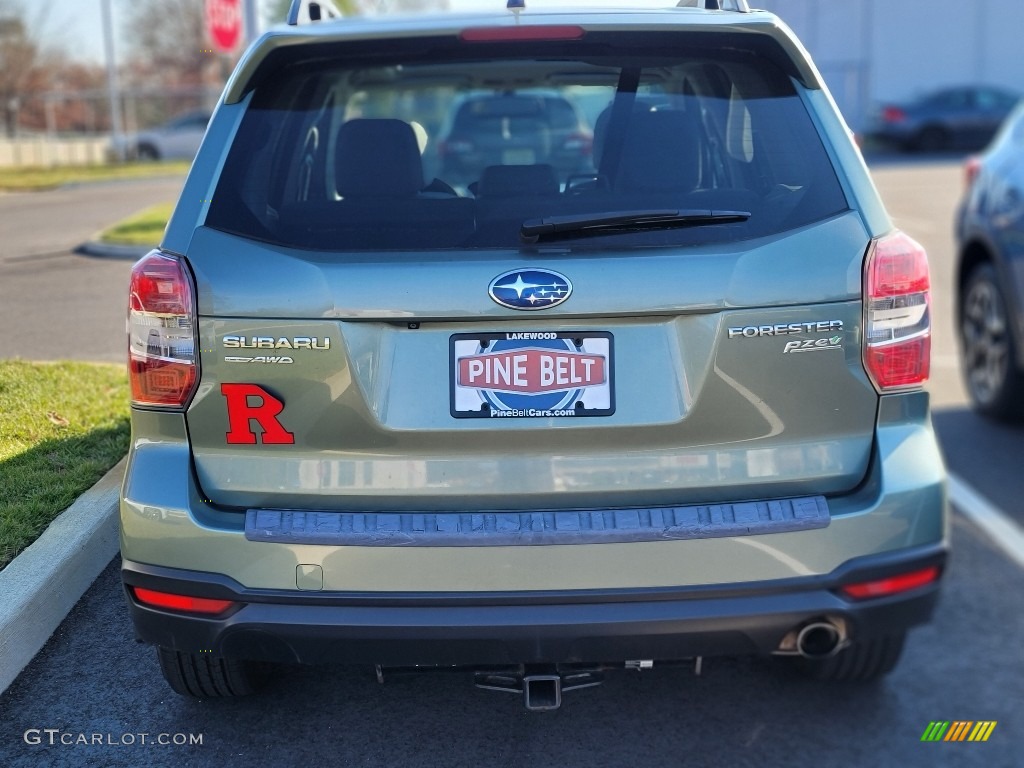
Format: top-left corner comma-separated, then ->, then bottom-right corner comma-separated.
133,587 -> 235,615
460,25 -> 585,42
128,251 -> 198,408
840,566 -> 941,600
863,231 -> 931,391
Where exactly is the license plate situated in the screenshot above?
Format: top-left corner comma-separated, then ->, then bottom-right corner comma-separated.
502,148 -> 536,165
451,331 -> 614,419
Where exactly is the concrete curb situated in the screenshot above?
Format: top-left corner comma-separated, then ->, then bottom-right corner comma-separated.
0,457 -> 127,694
74,240 -> 151,260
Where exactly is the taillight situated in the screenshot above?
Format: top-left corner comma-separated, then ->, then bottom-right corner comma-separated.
881,106 -> 906,123
128,251 -> 198,408
863,231 -> 931,391
839,566 -> 941,600
133,587 -> 235,615
561,132 -> 593,155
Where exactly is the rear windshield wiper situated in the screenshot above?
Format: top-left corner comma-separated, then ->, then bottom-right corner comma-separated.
520,209 -> 751,244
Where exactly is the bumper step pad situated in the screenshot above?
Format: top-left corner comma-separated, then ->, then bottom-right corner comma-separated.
245,495 -> 829,547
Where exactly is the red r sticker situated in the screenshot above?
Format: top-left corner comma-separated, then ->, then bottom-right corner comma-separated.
221,383 -> 295,444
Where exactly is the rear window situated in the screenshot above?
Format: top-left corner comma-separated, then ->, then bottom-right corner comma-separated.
207,34 -> 847,251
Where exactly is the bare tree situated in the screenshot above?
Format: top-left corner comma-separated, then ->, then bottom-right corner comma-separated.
123,0 -> 207,88
18,53 -> 108,134
0,4 -> 38,137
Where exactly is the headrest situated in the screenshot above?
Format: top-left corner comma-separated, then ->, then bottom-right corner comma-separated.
335,119 -> 424,197
592,98 -> 663,169
615,110 -> 702,194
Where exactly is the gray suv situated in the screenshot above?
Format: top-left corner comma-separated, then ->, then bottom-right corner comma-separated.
120,0 -> 947,709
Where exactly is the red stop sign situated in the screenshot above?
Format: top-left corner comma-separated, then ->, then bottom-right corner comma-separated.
206,0 -> 242,53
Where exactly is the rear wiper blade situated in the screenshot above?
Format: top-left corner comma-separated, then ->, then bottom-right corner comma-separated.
520,209 -> 750,243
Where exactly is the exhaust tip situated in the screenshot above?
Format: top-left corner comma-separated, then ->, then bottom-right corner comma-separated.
796,621 -> 843,659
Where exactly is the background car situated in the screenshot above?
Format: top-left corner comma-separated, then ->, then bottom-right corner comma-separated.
437,92 -> 593,188
107,110 -> 211,161
867,85 -> 1020,152
955,101 -> 1024,420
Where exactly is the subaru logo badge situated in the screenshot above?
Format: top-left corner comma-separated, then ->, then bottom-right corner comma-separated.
488,269 -> 572,311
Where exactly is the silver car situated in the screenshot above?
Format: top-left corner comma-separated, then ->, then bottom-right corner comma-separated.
108,110 -> 210,162
120,0 -> 947,709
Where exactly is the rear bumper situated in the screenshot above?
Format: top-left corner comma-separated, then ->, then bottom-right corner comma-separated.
122,545 -> 945,666
121,393 -> 947,593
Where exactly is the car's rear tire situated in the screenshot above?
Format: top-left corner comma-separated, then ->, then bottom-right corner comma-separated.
157,646 -> 271,697
960,263 -> 1024,421
137,143 -> 160,161
913,125 -> 948,152
799,632 -> 906,682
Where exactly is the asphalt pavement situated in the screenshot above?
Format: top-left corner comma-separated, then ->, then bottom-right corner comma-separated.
0,177 -> 182,263
0,177 -> 183,363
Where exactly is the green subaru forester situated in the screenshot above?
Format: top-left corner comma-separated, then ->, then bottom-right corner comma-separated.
120,0 -> 947,709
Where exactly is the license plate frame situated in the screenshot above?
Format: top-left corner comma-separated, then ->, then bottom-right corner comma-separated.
450,331 -> 614,419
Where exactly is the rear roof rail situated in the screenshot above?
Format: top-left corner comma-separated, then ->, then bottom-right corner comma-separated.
287,0 -> 344,25
676,0 -> 751,10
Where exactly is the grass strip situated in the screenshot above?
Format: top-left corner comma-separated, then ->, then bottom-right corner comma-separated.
98,202 -> 174,246
0,162 -> 189,191
0,361 -> 130,570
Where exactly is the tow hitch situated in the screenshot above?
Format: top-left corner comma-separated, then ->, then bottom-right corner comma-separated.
474,665 -> 605,711
374,658 -> 702,711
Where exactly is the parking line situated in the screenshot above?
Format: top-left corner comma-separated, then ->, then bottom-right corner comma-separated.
948,473 -> 1024,569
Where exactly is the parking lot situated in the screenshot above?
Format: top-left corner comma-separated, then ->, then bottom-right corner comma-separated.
0,158 -> 1022,767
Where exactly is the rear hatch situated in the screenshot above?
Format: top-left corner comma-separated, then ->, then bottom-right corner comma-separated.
180,25 -> 878,513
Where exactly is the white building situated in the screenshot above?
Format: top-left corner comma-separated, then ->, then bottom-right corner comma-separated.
759,0 -> 1024,131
